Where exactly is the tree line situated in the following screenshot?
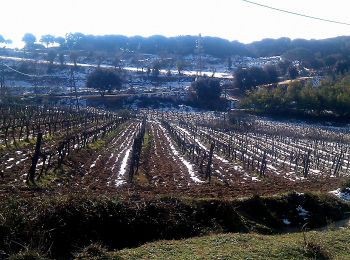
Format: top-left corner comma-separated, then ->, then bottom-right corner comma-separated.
2,32 -> 350,63
239,76 -> 350,117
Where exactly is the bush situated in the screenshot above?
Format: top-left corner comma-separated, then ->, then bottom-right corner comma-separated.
190,77 -> 222,109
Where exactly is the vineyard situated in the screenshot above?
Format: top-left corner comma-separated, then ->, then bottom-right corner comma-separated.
1,105 -> 349,198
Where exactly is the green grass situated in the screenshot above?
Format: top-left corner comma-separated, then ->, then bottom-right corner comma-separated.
87,139 -> 106,150
0,138 -> 36,152
36,168 -> 60,188
134,130 -> 152,185
114,228 -> 350,260
143,131 -> 151,146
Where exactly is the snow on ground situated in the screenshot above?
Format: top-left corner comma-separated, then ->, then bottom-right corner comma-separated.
251,176 -> 261,182
16,158 -> 27,165
111,123 -> 141,186
159,123 -> 203,183
115,147 -> 132,186
90,155 -> 102,169
296,205 -> 309,220
330,188 -> 350,201
177,126 -> 231,165
283,219 -> 291,225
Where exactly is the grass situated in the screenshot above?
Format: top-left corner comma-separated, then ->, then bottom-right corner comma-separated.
0,138 -> 36,152
87,139 -> 106,150
113,228 -> 350,260
36,168 -> 60,188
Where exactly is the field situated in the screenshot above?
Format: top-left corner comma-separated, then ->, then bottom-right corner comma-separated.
1,104 -> 350,259
1,105 -> 350,199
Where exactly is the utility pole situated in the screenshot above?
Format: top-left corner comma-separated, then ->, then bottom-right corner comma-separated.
195,33 -> 203,76
0,60 -> 5,98
69,68 -> 79,110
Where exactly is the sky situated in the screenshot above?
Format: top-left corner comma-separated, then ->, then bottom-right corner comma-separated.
1,0 -> 350,47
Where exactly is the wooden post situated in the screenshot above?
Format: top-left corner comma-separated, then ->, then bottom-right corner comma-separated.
303,150 -> 311,178
206,143 -> 215,182
27,132 -> 43,184
259,150 -> 267,178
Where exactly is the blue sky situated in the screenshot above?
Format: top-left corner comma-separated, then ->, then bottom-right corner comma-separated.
1,0 -> 350,47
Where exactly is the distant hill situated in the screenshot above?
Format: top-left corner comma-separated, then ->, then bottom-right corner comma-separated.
59,33 -> 350,61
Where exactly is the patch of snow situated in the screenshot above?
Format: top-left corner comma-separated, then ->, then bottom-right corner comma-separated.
181,159 -> 202,182
296,205 -> 309,220
115,147 -> 132,186
233,165 -> 243,172
159,123 -> 203,183
310,169 -> 321,174
16,158 -> 27,165
330,188 -> 350,201
251,177 -> 260,182
283,219 -> 291,225
90,155 -> 101,169
267,164 -> 277,171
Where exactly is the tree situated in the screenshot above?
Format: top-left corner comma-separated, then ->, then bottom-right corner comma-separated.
277,60 -> 292,76
176,59 -> 185,75
264,65 -> 279,83
288,66 -> 299,79
22,33 -> 36,48
65,32 -> 84,49
227,56 -> 232,70
58,52 -> 65,66
40,34 -> 55,48
234,67 -> 269,93
190,77 -> 222,109
152,61 -> 160,77
94,51 -> 106,67
112,56 -> 122,70
47,50 -> 57,65
55,36 -> 66,48
86,69 -> 122,96
69,51 -> 79,67
335,60 -> 349,75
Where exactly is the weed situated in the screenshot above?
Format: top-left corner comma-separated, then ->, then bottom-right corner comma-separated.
304,240 -> 332,260
8,250 -> 48,260
87,140 -> 106,150
74,243 -> 110,260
